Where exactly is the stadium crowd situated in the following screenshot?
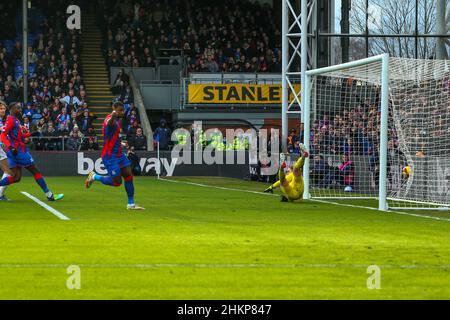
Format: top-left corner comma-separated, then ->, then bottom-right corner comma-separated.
0,1 -> 147,152
97,0 -> 282,73
0,1 -> 103,151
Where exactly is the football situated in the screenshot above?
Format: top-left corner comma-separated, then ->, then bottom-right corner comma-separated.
402,165 -> 412,179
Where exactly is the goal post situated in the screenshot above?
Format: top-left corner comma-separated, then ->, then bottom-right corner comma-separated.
302,54 -> 450,211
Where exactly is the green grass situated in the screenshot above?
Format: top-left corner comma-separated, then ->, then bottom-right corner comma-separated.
1,176 -> 450,299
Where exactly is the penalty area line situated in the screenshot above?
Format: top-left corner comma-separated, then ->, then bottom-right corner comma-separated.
20,191 -> 70,221
159,178 -> 450,223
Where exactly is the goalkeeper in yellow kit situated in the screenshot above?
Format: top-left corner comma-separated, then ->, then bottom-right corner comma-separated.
264,145 -> 309,202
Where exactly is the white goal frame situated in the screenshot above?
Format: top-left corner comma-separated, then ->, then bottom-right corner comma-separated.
302,54 -> 391,211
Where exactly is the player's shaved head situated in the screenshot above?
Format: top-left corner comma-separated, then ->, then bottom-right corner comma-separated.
112,101 -> 124,110
8,102 -> 22,116
112,101 -> 124,118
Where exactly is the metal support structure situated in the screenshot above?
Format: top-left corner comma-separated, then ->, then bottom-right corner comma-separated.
341,0 -> 350,63
300,0 -> 308,124
22,0 -> 28,105
281,0 -> 317,152
436,0 -> 448,60
281,0 -> 289,152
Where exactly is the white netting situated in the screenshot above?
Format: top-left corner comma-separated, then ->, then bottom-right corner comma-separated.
308,57 -> 450,209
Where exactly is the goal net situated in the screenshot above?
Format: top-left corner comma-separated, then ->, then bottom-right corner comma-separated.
304,55 -> 450,210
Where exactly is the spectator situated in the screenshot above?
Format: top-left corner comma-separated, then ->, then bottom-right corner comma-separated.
206,56 -> 219,73
120,85 -> 134,105
55,107 -> 70,130
339,154 -> 355,191
30,119 -> 46,150
22,116 -> 31,132
153,118 -> 171,150
45,123 -> 59,150
58,123 -> 70,138
77,109 -> 94,133
60,89 -> 82,108
112,68 -> 130,94
312,155 -> 332,188
23,103 -> 35,118
127,120 -> 141,138
287,128 -> 299,153
70,125 -> 84,139
0,4 -> 100,151
99,0 -> 279,74
66,129 -> 82,151
81,136 -> 99,151
128,127 -> 147,151
31,107 -> 44,125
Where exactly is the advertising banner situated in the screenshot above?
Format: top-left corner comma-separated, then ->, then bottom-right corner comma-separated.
27,151 -> 250,179
188,84 -> 301,104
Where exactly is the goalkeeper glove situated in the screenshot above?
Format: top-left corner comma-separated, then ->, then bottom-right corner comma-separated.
264,186 -> 274,194
299,144 -> 309,158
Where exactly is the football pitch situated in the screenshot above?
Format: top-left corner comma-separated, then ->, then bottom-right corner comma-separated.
1,176 -> 450,300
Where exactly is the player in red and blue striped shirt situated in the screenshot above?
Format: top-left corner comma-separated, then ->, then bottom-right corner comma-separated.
85,102 -> 144,210
0,102 -> 64,201
0,100 -> 14,201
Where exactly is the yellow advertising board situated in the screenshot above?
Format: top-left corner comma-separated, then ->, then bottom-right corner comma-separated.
188,84 -> 301,104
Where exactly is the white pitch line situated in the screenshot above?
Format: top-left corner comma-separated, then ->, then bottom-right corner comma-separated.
0,263 -> 449,270
159,178 -> 279,197
21,192 -> 70,221
159,178 -> 450,222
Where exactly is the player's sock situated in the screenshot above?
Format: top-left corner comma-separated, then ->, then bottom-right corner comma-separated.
0,175 -> 14,187
0,173 -> 9,195
124,176 -> 135,205
34,173 -> 50,194
93,174 -> 120,187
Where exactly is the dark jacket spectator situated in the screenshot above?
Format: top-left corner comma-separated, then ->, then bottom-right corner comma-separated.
77,109 -> 95,133
128,128 -> 147,150
153,119 -> 171,150
81,136 -> 100,151
45,123 -> 60,150
66,131 -> 82,151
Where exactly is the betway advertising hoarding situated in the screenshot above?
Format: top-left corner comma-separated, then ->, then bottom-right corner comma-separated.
28,151 -> 252,178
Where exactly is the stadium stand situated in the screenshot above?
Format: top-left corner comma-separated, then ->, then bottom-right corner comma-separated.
0,1 -> 99,150
97,0 -> 281,73
0,0 -> 145,150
